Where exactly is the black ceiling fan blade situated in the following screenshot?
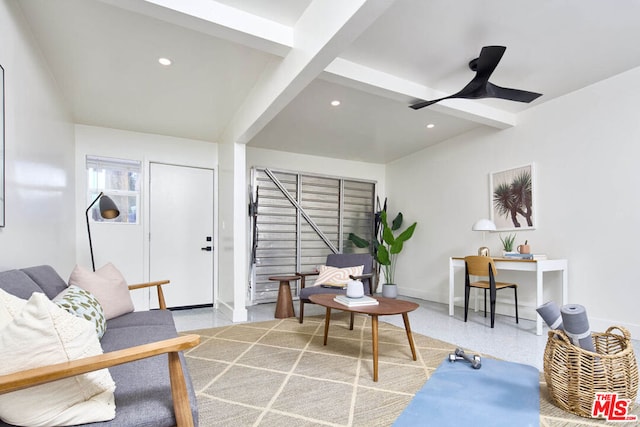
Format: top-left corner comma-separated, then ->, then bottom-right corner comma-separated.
409,79 -> 485,109
486,82 -> 542,103
473,46 -> 506,81
409,45 -> 542,109
409,48 -> 503,109
409,96 -> 452,110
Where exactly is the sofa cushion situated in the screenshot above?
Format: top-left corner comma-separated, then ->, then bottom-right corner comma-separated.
98,316 -> 199,427
68,264 -> 134,320
299,283 -> 347,300
54,285 -> 107,339
0,269 -> 42,299
21,265 -> 69,299
106,309 -> 175,330
0,290 -> 116,427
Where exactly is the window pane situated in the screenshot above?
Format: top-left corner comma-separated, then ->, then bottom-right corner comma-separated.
86,156 -> 141,224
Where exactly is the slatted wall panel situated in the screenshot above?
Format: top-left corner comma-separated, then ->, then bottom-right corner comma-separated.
299,175 -> 340,275
253,170 -> 298,302
251,168 -> 375,304
343,180 -> 375,252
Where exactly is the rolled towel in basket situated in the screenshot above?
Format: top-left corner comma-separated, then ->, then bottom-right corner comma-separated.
560,304 -> 596,352
536,301 -> 564,330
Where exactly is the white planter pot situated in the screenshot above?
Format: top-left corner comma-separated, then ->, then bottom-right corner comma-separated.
381,283 -> 398,298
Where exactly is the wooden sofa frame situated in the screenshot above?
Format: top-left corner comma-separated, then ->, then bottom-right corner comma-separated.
0,280 -> 200,427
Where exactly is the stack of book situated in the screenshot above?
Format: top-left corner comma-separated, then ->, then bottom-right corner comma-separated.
333,295 -> 379,307
502,253 -> 547,260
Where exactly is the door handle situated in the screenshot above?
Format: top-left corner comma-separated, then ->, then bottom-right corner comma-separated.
201,246 -> 213,251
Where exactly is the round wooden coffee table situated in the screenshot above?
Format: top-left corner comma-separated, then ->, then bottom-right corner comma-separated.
309,294 -> 419,382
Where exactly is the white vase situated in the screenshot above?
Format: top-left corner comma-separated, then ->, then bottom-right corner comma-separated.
381,283 -> 398,298
346,280 -> 364,298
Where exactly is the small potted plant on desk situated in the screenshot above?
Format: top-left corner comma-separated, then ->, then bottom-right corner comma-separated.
500,233 -> 517,256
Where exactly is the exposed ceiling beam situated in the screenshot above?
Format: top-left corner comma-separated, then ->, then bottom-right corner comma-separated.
323,58 -> 516,129
99,0 -> 517,134
220,0 -> 397,145
98,0 -> 293,56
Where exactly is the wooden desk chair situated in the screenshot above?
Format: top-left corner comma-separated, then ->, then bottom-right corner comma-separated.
464,255 -> 519,328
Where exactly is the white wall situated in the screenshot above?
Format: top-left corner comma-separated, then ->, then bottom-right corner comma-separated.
387,66 -> 640,336
74,125 -> 218,309
0,0 -> 76,273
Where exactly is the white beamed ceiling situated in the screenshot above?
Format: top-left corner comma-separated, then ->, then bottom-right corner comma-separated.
17,0 -> 640,163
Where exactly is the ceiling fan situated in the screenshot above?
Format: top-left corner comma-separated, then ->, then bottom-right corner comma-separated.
409,45 -> 542,110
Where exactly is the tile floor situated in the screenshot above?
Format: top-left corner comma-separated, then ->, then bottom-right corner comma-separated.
173,296 -> 640,375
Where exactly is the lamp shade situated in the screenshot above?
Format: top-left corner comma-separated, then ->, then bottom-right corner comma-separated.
472,218 -> 496,231
98,195 -> 120,219
86,192 -> 120,272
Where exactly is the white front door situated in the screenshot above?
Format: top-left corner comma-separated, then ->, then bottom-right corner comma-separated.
149,163 -> 214,308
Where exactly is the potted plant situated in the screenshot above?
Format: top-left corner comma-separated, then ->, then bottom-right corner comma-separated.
500,233 -> 517,255
348,206 -> 417,297
348,197 -> 387,292
376,211 -> 417,298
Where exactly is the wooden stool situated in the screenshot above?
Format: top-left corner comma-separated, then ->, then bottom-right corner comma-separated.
269,275 -> 300,318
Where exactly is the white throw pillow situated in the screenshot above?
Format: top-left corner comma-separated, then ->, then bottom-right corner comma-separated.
68,263 -> 134,320
312,265 -> 364,287
0,289 -> 27,330
0,290 -> 116,427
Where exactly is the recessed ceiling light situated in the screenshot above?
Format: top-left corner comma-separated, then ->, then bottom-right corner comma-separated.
331,100 -> 341,107
158,57 -> 172,66
426,123 -> 435,129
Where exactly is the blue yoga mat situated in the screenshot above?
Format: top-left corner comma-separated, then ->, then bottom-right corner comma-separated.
394,357 -> 540,427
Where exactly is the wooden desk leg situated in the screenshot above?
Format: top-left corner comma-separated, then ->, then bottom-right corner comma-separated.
323,307 -> 331,345
275,280 -> 295,318
402,313 -> 417,361
372,315 -> 379,382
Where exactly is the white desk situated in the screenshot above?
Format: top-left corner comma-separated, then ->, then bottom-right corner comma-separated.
449,257 -> 568,335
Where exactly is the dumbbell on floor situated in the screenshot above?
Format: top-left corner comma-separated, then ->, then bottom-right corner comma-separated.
448,347 -> 481,369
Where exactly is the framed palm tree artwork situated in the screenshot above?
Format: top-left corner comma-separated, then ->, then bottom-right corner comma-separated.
490,163 -> 535,231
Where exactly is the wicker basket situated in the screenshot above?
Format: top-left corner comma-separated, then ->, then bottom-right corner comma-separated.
543,326 -> 639,418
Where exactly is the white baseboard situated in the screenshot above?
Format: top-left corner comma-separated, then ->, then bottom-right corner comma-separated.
398,286 -> 537,322
589,317 -> 640,340
398,286 -> 640,339
217,299 -> 248,322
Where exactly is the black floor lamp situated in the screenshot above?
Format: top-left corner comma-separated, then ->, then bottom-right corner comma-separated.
86,192 -> 120,271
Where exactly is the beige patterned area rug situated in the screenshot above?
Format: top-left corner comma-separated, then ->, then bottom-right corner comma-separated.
182,313 -> 638,426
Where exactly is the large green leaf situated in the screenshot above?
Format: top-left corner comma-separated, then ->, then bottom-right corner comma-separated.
391,212 -> 403,231
348,233 -> 370,248
396,222 -> 417,243
379,211 -> 388,227
390,239 -> 404,254
376,245 -> 391,265
382,226 -> 395,245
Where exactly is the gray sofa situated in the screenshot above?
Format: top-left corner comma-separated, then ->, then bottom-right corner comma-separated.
0,265 -> 199,427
